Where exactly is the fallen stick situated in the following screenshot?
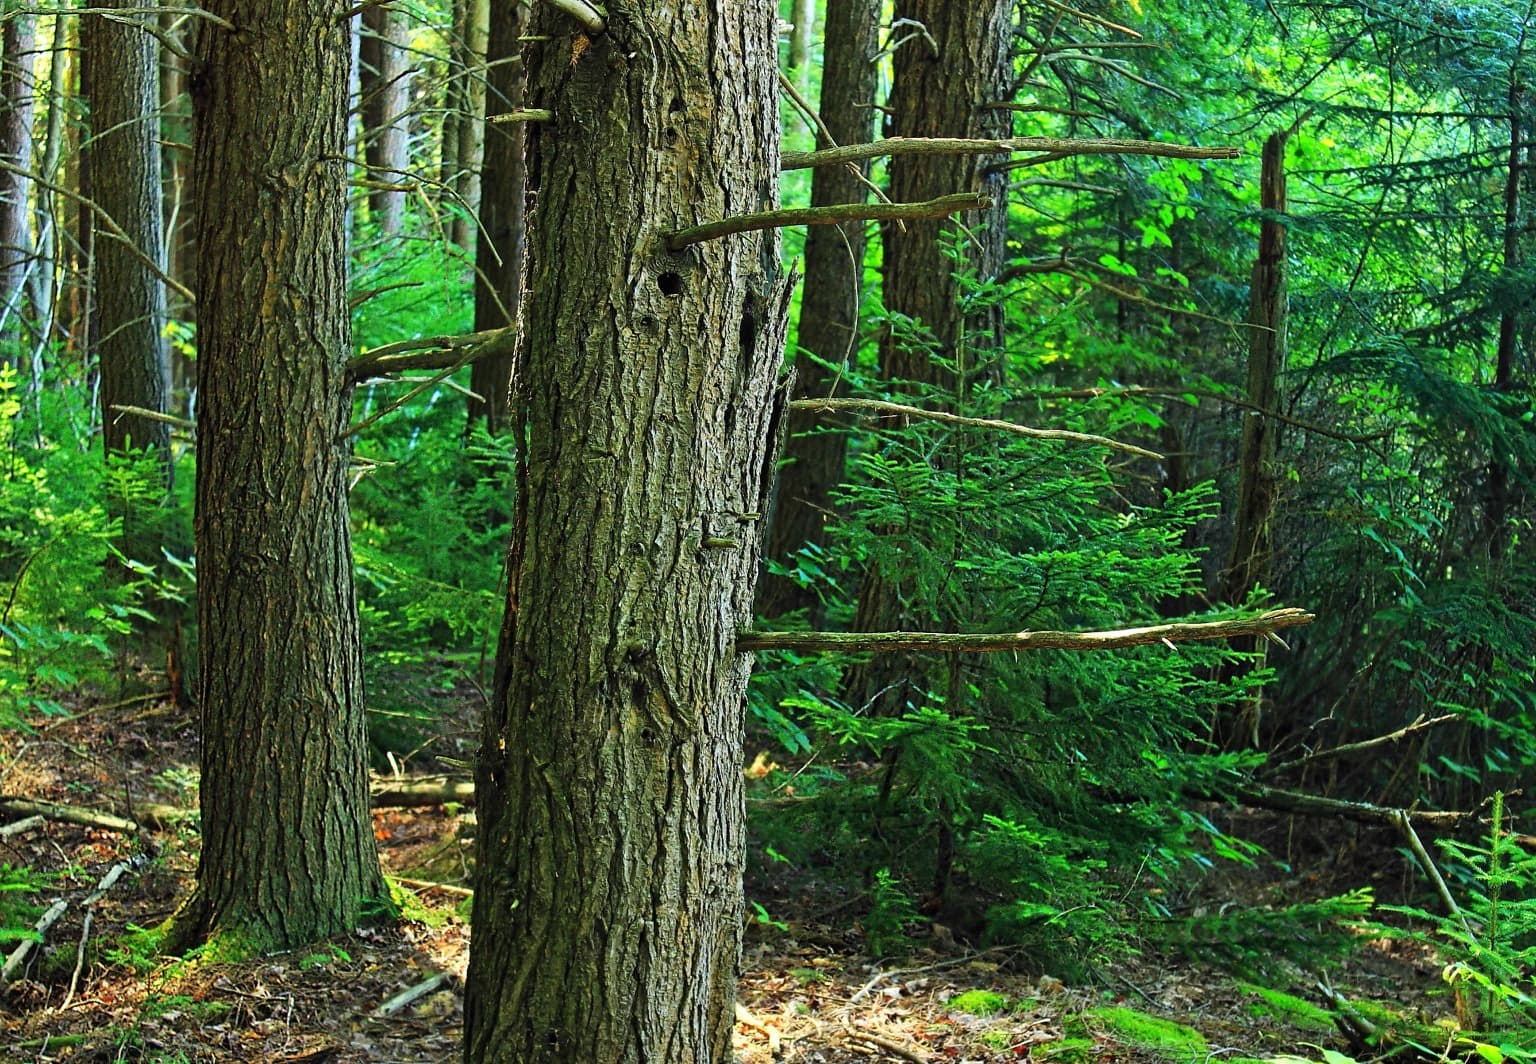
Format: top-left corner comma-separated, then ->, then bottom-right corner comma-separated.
0,814 -> 45,838
1,897 -> 68,983
373,971 -> 451,1017
842,1024 -> 932,1063
0,797 -> 139,834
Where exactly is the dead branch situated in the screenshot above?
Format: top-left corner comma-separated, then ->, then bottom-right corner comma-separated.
737,607 -> 1313,654
789,397 -> 1162,459
1220,782 -> 1477,829
370,774 -> 475,808
374,971 -> 451,1017
0,797 -> 139,834
1,898 -> 67,983
346,326 -> 516,381
1265,713 -> 1460,777
782,135 -> 1238,172
665,193 -> 987,251
0,814 -> 44,839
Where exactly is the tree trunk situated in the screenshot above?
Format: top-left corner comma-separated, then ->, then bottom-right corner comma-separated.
757,0 -> 880,619
28,11 -> 68,355
0,10 -> 36,351
1486,78 -> 1522,562
790,0 -> 815,88
173,0 -> 385,953
881,0 -> 1013,390
465,0 -> 527,432
847,0 -> 1013,716
463,3 -> 788,1060
448,0 -> 490,251
81,3 -> 170,468
359,2 -> 408,235
1222,128 -> 1290,605
160,8 -> 195,338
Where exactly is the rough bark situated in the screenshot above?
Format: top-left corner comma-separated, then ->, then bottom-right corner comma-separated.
465,0 -> 528,432
359,1 -> 409,235
463,3 -> 788,1060
175,0 -> 385,952
880,0 -> 1013,389
0,10 -> 36,349
758,0 -> 880,619
81,3 -> 171,467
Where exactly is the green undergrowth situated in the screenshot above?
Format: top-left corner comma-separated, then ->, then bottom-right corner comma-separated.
1089,1006 -> 1209,1062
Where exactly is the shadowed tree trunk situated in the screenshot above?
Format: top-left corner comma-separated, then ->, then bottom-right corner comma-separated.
359,1 -> 408,235
847,0 -> 1013,720
1219,127 -> 1291,749
0,9 -> 36,350
465,0 -> 527,432
758,0 -> 880,618
881,0 -> 1013,389
463,2 -> 788,1060
169,0 -> 385,953
81,3 -> 170,476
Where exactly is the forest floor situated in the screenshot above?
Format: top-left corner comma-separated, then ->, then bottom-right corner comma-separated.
0,684 -> 1449,1063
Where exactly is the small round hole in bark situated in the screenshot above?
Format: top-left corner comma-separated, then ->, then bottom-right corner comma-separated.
658,272 -> 684,296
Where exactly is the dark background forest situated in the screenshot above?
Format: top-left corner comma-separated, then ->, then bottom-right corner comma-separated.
0,0 -> 1533,1061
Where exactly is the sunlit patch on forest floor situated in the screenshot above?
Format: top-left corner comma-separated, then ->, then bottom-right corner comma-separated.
1,691 -> 1446,1062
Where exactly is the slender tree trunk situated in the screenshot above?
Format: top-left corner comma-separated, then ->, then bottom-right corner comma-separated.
463,3 -> 788,1060
0,9 -> 36,351
26,13 -> 66,389
1487,79 -> 1523,562
160,9 -> 194,333
81,3 -> 170,468
847,0 -> 1013,718
790,0 -> 815,88
170,0 -> 385,953
1219,127 -> 1291,749
448,0 -> 490,250
880,0 -> 1013,390
359,2 -> 408,235
1223,128 -> 1290,605
758,0 -> 880,619
464,0 -> 526,431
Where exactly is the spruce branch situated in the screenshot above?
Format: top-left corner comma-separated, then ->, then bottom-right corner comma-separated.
737,607 -> 1313,654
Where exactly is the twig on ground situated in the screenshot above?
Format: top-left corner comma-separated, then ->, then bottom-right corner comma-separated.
0,814 -> 44,838
0,797 -> 139,834
735,1002 -> 783,1055
373,971 -> 450,1017
390,876 -> 472,898
1,897 -> 68,983
842,1024 -> 933,1063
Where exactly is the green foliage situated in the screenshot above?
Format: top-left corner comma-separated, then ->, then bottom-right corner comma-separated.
0,364 -> 185,722
0,863 -> 51,947
1384,794 -> 1536,1034
948,989 -> 1010,1017
1089,1006 -> 1208,1062
863,868 -> 920,959
1153,889 -> 1373,979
